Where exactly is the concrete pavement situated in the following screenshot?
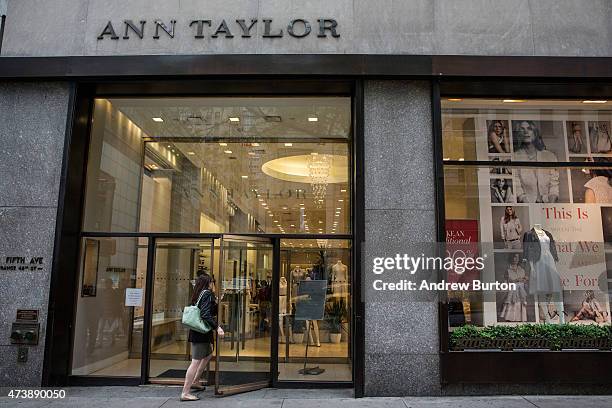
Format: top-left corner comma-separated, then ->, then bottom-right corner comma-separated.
0,387 -> 611,408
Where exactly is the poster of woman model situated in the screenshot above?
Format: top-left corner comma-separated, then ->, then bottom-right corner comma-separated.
471,115 -> 612,325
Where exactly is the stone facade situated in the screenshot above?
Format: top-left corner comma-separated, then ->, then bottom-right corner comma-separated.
0,82 -> 71,386
2,0 -> 612,57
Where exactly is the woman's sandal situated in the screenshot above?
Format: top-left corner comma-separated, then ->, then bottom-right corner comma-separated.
180,393 -> 200,401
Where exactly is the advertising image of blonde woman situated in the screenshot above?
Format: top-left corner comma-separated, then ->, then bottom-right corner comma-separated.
512,120 -> 560,203
487,120 -> 510,154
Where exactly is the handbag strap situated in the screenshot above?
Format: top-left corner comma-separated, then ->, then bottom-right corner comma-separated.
194,289 -> 209,308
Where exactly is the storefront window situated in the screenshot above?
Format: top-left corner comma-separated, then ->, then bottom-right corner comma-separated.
82,97 -> 351,235
442,99 -> 612,349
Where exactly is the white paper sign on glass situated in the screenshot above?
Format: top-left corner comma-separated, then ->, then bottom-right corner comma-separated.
125,288 -> 143,307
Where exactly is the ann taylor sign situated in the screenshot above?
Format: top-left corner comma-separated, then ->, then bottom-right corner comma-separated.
97,18 -> 340,40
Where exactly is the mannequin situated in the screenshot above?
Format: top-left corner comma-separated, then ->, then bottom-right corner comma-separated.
278,276 -> 292,342
332,259 -> 348,298
523,223 -> 565,323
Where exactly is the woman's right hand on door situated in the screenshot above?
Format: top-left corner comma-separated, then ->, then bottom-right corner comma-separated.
217,326 -> 225,337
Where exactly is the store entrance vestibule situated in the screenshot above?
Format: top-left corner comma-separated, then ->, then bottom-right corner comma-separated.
149,236 -> 274,395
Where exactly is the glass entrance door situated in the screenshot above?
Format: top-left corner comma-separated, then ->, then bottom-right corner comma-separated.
148,238 -> 216,382
215,236 -> 274,395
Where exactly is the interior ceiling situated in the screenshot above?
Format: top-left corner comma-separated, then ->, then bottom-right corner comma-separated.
109,97 -> 351,140
111,97 -> 351,235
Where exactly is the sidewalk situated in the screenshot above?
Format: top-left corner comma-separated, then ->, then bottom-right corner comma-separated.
1,387 -> 611,408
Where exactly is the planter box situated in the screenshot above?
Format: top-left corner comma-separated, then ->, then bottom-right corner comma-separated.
452,336 -> 612,351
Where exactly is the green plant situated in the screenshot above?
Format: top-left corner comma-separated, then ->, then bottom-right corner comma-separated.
450,324 -> 612,351
325,300 -> 347,333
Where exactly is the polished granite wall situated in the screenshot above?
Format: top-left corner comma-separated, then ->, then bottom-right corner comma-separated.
363,80 -> 439,396
0,82 -> 70,386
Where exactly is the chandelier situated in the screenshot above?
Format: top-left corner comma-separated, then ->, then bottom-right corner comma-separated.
308,153 -> 332,207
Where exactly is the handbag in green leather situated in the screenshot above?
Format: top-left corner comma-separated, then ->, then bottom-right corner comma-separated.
182,290 -> 212,334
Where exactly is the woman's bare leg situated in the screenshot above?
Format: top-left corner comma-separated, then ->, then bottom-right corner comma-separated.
182,358 -> 202,396
192,354 -> 212,387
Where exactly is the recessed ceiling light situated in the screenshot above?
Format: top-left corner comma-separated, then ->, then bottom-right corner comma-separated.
248,152 -> 256,156
269,214 -> 273,217
284,143 -> 293,147
167,145 -> 171,148
502,99 -> 526,103
187,151 -> 195,155
274,220 -> 279,223
582,100 -> 607,104
219,142 -> 227,146
241,175 -> 248,179
308,117 -> 318,122
319,220 -> 323,224
224,150 -> 232,154
340,189 -> 346,193
252,143 -> 260,147
338,199 -> 343,202
261,202 -> 267,206
335,214 -> 339,217
229,117 -> 240,122
258,198 -> 263,201
299,203 -> 304,206
447,98 -> 462,102
336,207 -> 341,210
290,224 -> 295,227
152,117 -> 164,122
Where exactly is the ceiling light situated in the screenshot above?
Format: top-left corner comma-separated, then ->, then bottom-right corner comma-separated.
241,175 -> 248,179
282,206 -> 288,210
229,117 -> 240,122
285,143 -> 293,147
187,151 -> 195,155
258,198 -> 263,201
582,100 -> 607,104
152,117 -> 164,122
338,199 -> 343,202
248,152 -> 256,156
335,214 -> 339,217
224,150 -> 232,154
167,145 -> 171,148
319,220 -> 323,224
340,189 -> 346,193
219,142 -> 227,146
290,224 -> 295,227
261,202 -> 267,206
308,117 -> 318,122
252,143 -> 260,147
299,203 -> 304,206
269,214 -> 273,217
502,99 -> 526,103
447,98 -> 462,102
274,220 -> 279,223
336,207 -> 341,210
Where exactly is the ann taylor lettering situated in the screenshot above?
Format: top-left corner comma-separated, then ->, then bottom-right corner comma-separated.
97,18 -> 340,40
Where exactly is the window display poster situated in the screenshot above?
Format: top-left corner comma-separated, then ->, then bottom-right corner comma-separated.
473,116 -> 612,325
445,220 -> 480,285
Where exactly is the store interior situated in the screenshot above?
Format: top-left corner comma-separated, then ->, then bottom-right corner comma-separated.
71,96 -> 353,383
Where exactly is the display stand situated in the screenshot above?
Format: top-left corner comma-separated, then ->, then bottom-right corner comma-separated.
298,320 -> 325,375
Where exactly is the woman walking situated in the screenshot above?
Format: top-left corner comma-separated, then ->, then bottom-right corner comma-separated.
181,274 -> 224,401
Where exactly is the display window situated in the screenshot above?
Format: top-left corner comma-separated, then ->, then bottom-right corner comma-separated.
442,99 -> 612,349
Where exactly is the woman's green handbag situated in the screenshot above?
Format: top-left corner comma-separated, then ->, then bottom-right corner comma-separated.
182,290 -> 212,333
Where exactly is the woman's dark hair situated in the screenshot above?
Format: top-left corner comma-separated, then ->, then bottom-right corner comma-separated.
191,274 -> 214,305
590,157 -> 612,184
504,206 -> 517,223
515,120 -> 546,151
487,120 -> 505,135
